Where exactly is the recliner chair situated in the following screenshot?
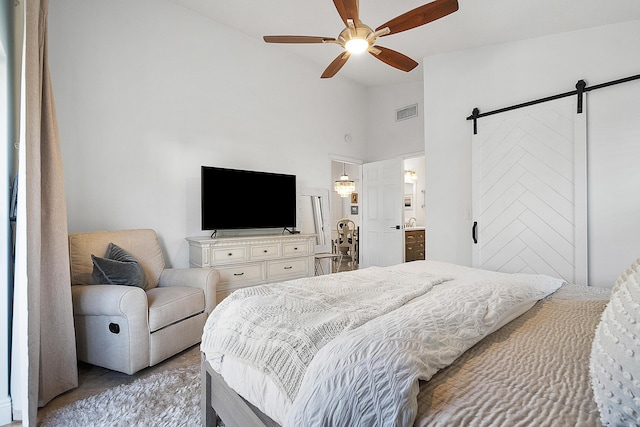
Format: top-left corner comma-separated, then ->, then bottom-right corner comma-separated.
68,229 -> 219,374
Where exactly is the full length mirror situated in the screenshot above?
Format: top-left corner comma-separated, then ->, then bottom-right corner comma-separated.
297,187 -> 331,253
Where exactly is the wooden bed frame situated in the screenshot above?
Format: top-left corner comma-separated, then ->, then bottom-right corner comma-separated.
201,353 -> 279,427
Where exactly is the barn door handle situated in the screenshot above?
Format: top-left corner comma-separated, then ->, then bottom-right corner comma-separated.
472,221 -> 478,244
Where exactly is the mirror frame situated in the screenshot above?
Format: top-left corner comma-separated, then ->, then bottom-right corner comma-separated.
297,187 -> 331,253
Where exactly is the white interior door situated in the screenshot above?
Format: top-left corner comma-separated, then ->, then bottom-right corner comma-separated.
361,158 -> 404,267
472,97 -> 588,284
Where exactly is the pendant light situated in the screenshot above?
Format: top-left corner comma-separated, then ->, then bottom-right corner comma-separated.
334,162 -> 355,198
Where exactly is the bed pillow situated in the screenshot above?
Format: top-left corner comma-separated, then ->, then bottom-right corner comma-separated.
91,243 -> 147,289
590,264 -> 640,425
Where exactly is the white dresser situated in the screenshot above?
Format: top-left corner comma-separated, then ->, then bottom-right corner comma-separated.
186,234 -> 316,303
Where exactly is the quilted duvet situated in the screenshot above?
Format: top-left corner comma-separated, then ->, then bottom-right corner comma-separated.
201,261 -> 564,426
284,272 -> 562,426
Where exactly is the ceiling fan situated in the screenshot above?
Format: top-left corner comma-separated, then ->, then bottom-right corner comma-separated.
263,0 -> 459,78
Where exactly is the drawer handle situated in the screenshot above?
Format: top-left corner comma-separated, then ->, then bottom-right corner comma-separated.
233,272 -> 244,276
284,266 -> 293,270
228,253 -> 233,256
264,249 -> 268,253
293,247 -> 298,250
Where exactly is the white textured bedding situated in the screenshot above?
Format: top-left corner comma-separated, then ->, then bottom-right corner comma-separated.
201,260 -> 564,426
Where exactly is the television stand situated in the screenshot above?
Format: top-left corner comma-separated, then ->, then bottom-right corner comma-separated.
186,234 -> 316,304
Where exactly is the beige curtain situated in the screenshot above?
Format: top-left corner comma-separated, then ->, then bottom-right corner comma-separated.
24,0 -> 77,422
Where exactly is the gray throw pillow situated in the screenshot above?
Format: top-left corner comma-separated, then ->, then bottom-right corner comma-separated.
91,243 -> 147,288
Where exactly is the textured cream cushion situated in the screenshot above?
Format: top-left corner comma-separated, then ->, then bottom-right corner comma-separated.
590,264 -> 640,425
612,257 -> 640,293
69,229 -> 165,289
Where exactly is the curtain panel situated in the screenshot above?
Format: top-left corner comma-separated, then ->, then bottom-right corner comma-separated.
24,0 -> 77,422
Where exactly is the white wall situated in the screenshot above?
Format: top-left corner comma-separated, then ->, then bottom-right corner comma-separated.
366,81 -> 424,162
587,80 -> 640,286
48,0 -> 368,268
423,20 -> 640,286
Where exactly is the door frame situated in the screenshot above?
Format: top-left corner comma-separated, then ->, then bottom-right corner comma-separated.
328,153 -> 425,267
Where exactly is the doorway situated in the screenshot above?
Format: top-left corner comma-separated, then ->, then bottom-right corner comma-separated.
331,160 -> 361,272
403,155 -> 426,263
403,156 -> 426,228
329,155 -> 426,269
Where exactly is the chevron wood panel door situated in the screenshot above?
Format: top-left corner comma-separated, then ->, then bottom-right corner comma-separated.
471,98 -> 588,284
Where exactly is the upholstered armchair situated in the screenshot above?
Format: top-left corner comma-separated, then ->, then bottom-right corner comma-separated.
68,229 -> 219,375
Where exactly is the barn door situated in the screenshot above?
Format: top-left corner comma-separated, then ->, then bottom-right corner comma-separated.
471,98 -> 588,285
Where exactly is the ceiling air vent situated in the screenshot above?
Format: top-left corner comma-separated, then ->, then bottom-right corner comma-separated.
396,104 -> 418,122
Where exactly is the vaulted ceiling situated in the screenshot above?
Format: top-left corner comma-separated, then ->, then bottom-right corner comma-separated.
170,0 -> 640,87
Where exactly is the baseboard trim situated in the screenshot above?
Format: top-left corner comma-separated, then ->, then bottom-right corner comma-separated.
0,394 -> 13,424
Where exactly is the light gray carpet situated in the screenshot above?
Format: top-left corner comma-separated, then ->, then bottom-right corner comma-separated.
40,363 -> 200,427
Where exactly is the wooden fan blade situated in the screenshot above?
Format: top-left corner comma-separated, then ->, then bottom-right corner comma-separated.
375,0 -> 458,36
333,0 -> 359,26
263,35 -> 336,44
369,46 -> 418,72
321,52 -> 351,79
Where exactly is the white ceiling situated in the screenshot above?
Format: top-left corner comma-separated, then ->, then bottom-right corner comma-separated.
170,0 -> 640,87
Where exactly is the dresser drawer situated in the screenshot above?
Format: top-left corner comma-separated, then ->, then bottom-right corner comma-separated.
251,244 -> 280,260
267,258 -> 309,281
186,234 -> 316,304
211,247 -> 247,264
217,263 -> 264,285
282,241 -> 309,257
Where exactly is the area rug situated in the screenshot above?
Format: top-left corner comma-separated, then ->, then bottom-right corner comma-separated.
40,364 -> 200,427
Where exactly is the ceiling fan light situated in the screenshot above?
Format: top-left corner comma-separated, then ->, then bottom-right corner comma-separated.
345,38 -> 369,54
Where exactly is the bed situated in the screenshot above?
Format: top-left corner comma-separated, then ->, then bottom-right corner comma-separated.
199,260 -> 634,427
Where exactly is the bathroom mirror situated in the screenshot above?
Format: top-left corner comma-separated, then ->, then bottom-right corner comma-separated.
404,182 -> 416,220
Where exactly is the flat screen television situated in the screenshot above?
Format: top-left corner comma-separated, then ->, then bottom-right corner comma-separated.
201,166 -> 297,231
